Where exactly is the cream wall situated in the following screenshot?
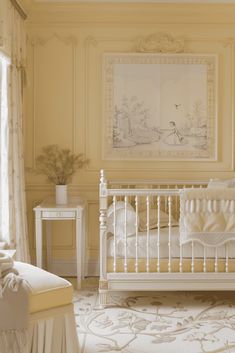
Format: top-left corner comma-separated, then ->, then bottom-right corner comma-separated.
24,3 -> 235,275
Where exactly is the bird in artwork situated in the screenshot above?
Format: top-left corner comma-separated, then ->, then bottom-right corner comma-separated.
175,104 -> 181,110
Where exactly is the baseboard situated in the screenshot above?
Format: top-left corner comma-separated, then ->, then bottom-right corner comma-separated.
48,259 -> 100,277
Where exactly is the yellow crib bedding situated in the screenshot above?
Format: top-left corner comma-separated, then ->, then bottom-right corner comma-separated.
107,258 -> 235,273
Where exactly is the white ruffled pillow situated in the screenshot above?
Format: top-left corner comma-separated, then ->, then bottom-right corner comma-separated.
138,208 -> 178,231
107,201 -> 137,237
107,201 -> 178,237
207,178 -> 235,188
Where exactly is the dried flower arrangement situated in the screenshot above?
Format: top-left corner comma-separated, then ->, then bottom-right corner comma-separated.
35,145 -> 88,185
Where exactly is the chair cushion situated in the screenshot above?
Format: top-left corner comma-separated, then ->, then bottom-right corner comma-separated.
14,262 -> 73,314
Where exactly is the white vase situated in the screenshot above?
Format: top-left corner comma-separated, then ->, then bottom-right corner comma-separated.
55,185 -> 68,205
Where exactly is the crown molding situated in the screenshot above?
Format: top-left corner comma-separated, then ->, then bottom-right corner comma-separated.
24,2 -> 235,25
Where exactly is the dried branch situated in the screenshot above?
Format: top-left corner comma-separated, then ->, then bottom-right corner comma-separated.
33,145 -> 88,185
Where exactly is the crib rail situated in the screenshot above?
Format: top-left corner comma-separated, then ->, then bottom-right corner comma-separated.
99,170 -> 235,291
107,188 -> 180,196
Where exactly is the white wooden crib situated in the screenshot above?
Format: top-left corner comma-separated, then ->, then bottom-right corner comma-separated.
99,170 -> 235,306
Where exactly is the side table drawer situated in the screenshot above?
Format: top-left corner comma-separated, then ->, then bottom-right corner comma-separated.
42,211 -> 76,219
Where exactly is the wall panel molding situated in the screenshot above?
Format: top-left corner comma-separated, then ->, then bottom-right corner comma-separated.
30,34 -> 78,47
84,32 -> 235,172
135,32 -> 187,53
28,33 -> 78,169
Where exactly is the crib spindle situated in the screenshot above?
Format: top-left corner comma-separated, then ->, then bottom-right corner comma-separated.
178,185 -> 183,273
215,247 -> 218,273
157,196 -> 160,273
164,192 -> 168,213
168,196 -> 172,273
179,242 -> 183,273
135,196 -> 139,273
146,196 -> 150,273
203,246 -> 207,273
124,196 -> 128,273
191,241 -> 194,273
174,185 -> 179,219
113,196 -> 117,273
226,243 -> 229,273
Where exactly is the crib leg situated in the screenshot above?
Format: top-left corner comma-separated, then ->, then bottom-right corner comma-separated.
99,291 -> 108,308
99,280 -> 108,308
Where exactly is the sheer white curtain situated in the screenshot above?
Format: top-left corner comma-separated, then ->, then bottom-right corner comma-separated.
0,52 -> 10,249
0,0 -> 30,262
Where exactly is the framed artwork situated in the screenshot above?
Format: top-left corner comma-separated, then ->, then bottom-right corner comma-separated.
102,53 -> 218,161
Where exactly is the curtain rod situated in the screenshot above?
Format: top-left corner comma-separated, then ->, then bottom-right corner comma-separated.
10,0 -> 27,20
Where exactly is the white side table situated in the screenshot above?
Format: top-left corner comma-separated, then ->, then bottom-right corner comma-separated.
33,197 -> 86,289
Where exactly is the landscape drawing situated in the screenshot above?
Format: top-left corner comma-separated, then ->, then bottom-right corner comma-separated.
103,54 -> 217,160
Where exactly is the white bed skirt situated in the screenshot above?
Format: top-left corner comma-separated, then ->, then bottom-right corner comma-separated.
0,304 -> 79,353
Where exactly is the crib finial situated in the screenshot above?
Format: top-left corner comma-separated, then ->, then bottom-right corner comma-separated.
100,169 -> 106,184
100,170 -> 107,197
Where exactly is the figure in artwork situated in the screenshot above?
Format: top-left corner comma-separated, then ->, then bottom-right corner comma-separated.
163,121 -> 187,146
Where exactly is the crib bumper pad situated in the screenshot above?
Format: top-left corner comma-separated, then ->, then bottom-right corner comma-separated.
180,188 -> 235,246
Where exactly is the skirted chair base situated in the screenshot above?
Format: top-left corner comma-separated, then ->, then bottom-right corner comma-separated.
0,262 -> 79,353
28,304 -> 78,353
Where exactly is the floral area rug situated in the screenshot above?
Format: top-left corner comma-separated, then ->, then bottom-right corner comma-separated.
73,289 -> 235,353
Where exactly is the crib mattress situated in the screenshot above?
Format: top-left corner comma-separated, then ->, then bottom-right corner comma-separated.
107,227 -> 235,259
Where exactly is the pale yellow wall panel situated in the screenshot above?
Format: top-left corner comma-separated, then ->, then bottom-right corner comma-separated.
50,222 -> 75,249
87,249 -> 99,261
87,202 -> 99,250
24,5 -> 235,273
52,249 -> 76,260
34,38 -> 74,152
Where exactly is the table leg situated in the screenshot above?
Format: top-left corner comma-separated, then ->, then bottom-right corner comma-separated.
35,209 -> 43,268
76,209 -> 82,289
81,209 -> 85,280
46,221 -> 52,271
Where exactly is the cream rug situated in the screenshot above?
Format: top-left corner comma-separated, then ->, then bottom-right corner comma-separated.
73,289 -> 235,353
